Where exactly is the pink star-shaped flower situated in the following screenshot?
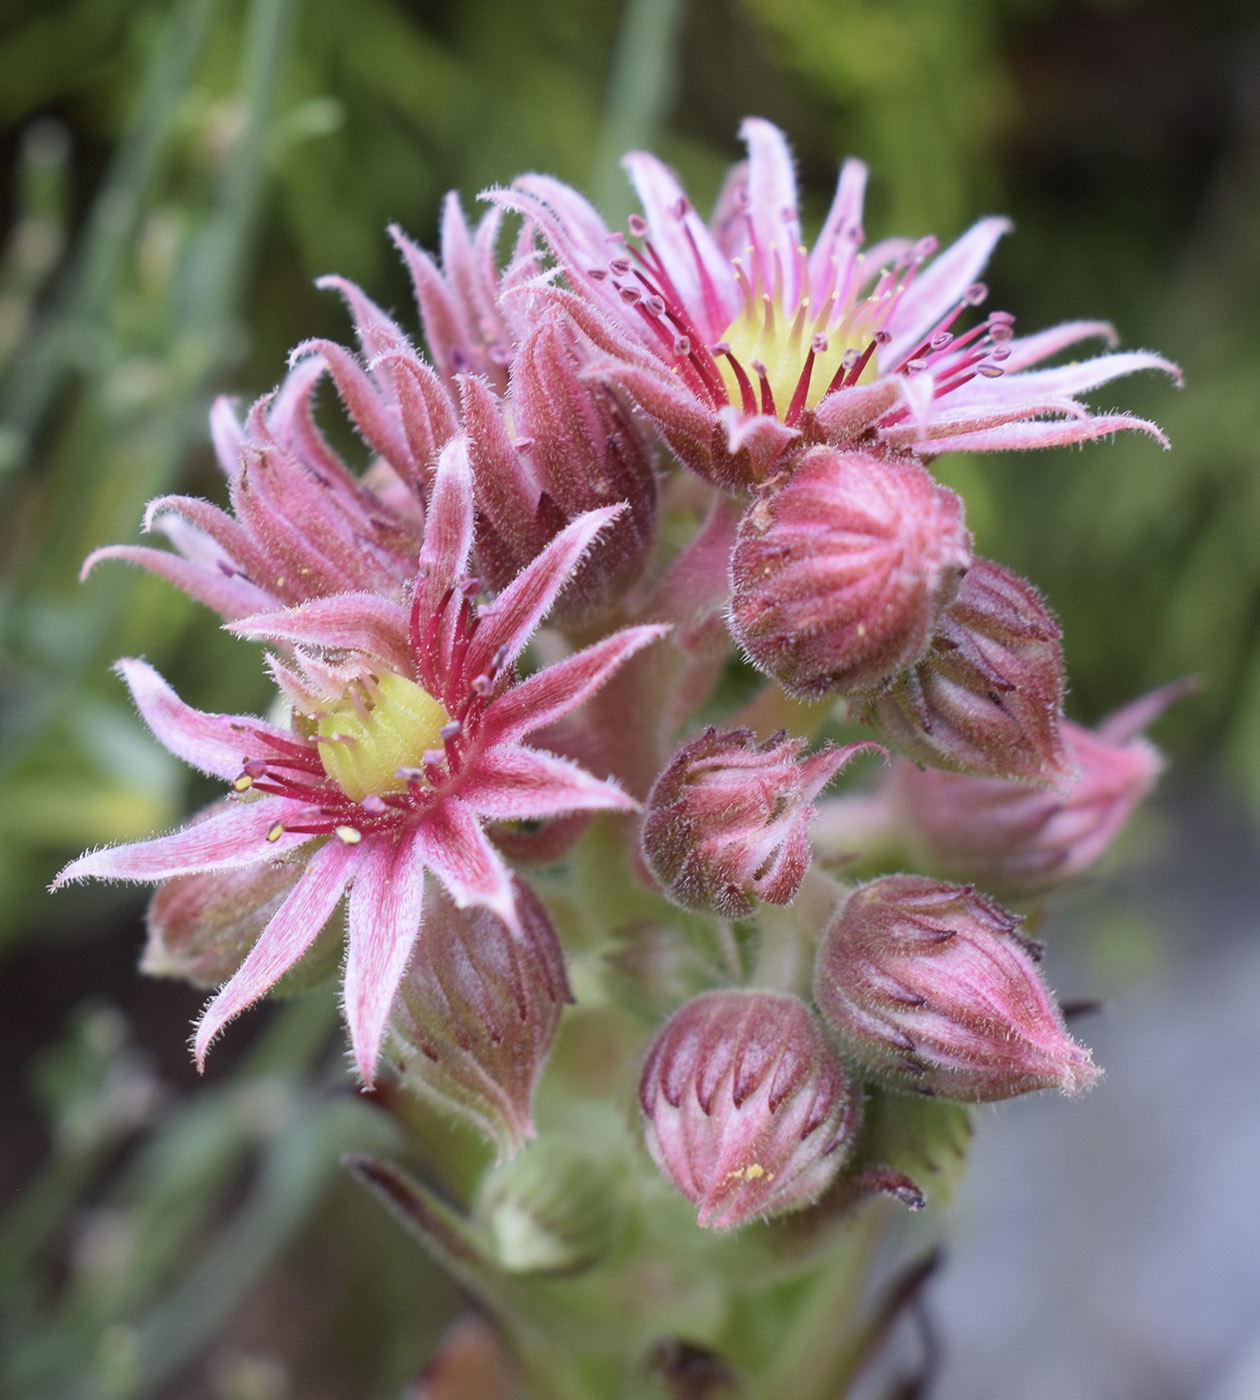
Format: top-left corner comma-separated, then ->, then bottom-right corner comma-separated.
55,440 -> 665,1083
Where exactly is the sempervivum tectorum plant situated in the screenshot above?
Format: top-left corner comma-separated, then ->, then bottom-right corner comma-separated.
814,875 -> 1098,1101
55,441 -> 665,1084
501,117 -> 1179,491
727,447 -> 973,697
639,990 -> 860,1228
639,726 -> 879,916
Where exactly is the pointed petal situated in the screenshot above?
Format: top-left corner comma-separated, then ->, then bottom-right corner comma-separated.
881,217 -> 1013,368
921,412 -> 1169,455
808,379 -> 902,443
720,406 -> 799,477
878,396 -> 1087,448
798,741 -> 887,803
289,339 -> 414,478
229,594 -> 412,672
809,157 -> 868,303
80,545 -> 276,620
194,838 -> 360,1067
116,659 -> 300,781
52,797 -> 315,888
739,118 -> 803,306
209,396 -> 247,479
416,436 -> 476,617
316,274 -> 410,359
459,744 -> 638,820
996,319 -> 1118,373
344,828 -> 426,1084
464,504 -> 624,679
412,799 -> 516,927
945,351 -> 1183,407
622,151 -> 740,338
483,624 -> 669,746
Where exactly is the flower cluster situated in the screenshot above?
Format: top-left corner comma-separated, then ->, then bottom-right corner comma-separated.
59,119 -> 1181,1231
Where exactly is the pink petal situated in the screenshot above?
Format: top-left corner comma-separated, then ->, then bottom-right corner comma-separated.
622,151 -> 739,338
798,741 -> 887,803
881,216 -> 1013,369
482,624 -> 669,746
808,379 -> 902,442
415,436 -> 476,617
289,339 -> 414,479
391,224 -> 469,381
52,797 -> 315,889
316,274 -> 410,359
720,406 -> 799,477
878,397 -> 1087,448
996,320 -> 1118,373
465,504 -> 624,679
117,659 -> 300,781
739,118 -> 803,307
194,837 -> 361,1068
945,351 -> 1183,407
809,156 -> 868,303
229,594 -> 412,672
343,828 -> 426,1084
209,396 -> 247,479
80,545 -> 276,620
922,413 -> 1170,455
459,744 -> 638,821
411,798 -> 516,927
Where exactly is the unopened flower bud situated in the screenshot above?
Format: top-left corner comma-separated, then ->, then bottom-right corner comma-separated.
640,727 -> 875,917
891,680 -> 1190,894
814,875 -> 1097,1101
639,990 -> 859,1228
143,861 -> 304,987
389,877 -> 572,1161
857,556 -> 1072,787
467,316 -> 657,626
728,449 -> 972,698
474,1141 -> 620,1276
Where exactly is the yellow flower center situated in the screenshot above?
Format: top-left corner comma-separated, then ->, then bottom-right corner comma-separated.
715,290 -> 882,416
316,672 -> 451,802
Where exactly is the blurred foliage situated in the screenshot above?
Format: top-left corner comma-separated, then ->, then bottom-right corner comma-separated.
1,0 -> 1257,1391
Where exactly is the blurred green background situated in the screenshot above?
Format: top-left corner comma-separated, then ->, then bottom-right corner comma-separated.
0,0 -> 1256,1395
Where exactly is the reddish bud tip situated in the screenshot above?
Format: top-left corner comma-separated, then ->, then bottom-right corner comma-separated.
858,556 -> 1073,786
640,727 -> 873,917
814,875 -> 1099,1102
640,990 -> 859,1229
728,449 -> 972,698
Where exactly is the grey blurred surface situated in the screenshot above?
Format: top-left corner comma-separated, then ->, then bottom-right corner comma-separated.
933,786 -> 1260,1400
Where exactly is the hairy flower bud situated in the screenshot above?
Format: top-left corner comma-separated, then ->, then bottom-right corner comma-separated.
890,680 -> 1190,894
857,556 -> 1072,786
814,875 -> 1097,1101
389,877 -> 572,1161
728,449 -> 972,698
640,727 -> 875,917
466,316 -> 657,626
639,990 -> 859,1228
142,859 -> 304,987
474,1141 -> 620,1276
